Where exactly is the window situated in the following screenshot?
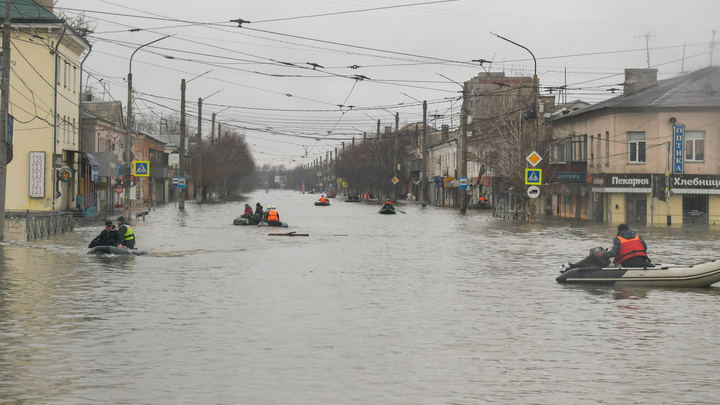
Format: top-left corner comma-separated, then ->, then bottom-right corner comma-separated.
550,134 -> 587,163
628,131 -> 646,163
685,131 -> 704,161
605,131 -> 610,166
570,134 -> 587,162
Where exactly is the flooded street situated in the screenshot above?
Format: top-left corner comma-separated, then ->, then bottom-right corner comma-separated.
2,189 -> 720,404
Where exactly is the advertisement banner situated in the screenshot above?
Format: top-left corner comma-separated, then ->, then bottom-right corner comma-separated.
29,151 -> 45,198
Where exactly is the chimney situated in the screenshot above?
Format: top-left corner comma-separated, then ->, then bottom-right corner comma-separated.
623,68 -> 657,96
441,125 -> 449,141
35,0 -> 53,12
384,126 -> 392,138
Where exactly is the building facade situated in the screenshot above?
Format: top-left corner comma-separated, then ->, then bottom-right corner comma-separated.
550,67 -> 720,225
3,0 -> 90,212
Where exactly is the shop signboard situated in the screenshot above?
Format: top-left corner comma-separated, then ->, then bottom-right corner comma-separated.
673,124 -> 684,174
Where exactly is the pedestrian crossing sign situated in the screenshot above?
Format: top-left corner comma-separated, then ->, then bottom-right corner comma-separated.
134,161 -> 150,177
525,168 -> 542,185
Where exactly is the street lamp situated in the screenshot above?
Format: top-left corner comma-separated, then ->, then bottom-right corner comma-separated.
125,33 -> 174,219
491,32 -> 538,151
196,89 -> 222,202
437,73 -> 470,213
178,69 -> 212,209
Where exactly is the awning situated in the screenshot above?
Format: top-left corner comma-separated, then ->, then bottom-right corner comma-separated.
83,152 -> 99,167
672,188 -> 720,195
447,180 -> 459,188
592,187 -> 651,194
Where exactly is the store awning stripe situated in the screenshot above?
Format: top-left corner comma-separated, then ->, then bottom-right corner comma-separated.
592,187 -> 651,193
672,189 -> 720,195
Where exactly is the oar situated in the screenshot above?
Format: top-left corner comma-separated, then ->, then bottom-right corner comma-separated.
395,210 -> 406,214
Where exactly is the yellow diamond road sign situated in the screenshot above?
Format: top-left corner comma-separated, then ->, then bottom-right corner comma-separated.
391,177 -> 399,184
526,151 -> 542,167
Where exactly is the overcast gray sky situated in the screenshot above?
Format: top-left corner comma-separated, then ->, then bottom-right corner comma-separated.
56,0 -> 720,166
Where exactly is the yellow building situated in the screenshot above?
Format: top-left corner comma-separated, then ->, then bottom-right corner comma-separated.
2,0 -> 90,211
550,67 -> 720,225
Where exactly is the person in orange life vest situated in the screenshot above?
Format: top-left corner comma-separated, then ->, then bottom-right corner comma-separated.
382,199 -> 394,210
263,205 -> 281,226
320,195 -> 327,203
560,224 -> 652,272
604,223 -> 652,267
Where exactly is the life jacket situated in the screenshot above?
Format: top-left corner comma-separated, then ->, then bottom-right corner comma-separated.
320,197 -> 327,203
385,200 -> 392,205
613,234 -> 647,265
267,210 -> 279,222
121,225 -> 135,243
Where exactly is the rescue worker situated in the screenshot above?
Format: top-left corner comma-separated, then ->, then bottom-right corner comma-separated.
88,220 -> 120,248
560,223 -> 652,272
116,216 -> 136,249
263,205 -> 281,226
242,204 -> 254,219
382,199 -> 394,210
320,195 -> 328,204
605,223 -> 652,267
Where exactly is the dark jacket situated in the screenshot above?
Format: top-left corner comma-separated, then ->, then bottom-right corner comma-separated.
89,229 -> 119,248
605,229 -> 647,262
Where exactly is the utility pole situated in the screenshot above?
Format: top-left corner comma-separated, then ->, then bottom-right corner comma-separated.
459,82 -> 469,213
394,112 -> 399,201
421,100 -> 428,207
179,78 -> 186,210
211,112 -> 216,145
0,0 -> 12,240
196,97 -> 203,201
376,119 -> 380,139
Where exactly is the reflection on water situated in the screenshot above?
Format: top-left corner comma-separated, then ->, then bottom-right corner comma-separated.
1,189 -> 720,404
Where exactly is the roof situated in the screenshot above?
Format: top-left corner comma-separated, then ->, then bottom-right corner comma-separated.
0,0 -> 62,23
554,66 -> 720,120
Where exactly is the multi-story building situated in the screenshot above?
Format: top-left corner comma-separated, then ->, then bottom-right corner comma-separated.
549,66 -> 720,225
3,0 -> 90,211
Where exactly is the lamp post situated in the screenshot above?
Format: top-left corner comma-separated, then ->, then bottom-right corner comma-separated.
437,73 -> 470,213
178,70 -> 212,210
492,32 -> 539,220
196,89 -> 222,202
381,107 -> 400,201
125,34 -> 173,219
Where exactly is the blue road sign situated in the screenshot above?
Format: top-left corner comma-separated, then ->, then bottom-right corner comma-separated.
134,161 -> 150,177
525,168 -> 542,185
459,177 -> 468,189
178,177 -> 186,189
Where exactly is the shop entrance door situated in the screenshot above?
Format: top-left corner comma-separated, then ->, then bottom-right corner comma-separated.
626,194 -> 647,224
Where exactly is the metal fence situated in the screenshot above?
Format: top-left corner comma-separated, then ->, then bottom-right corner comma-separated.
4,210 -> 75,241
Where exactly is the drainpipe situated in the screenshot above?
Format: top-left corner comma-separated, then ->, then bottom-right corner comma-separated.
52,26 -> 67,211
78,43 -> 91,209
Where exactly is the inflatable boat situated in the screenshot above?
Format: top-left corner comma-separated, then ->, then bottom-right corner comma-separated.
257,221 -> 289,228
315,201 -> 330,206
88,245 -> 147,255
233,217 -> 260,225
556,259 -> 720,287
378,207 -> 396,215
